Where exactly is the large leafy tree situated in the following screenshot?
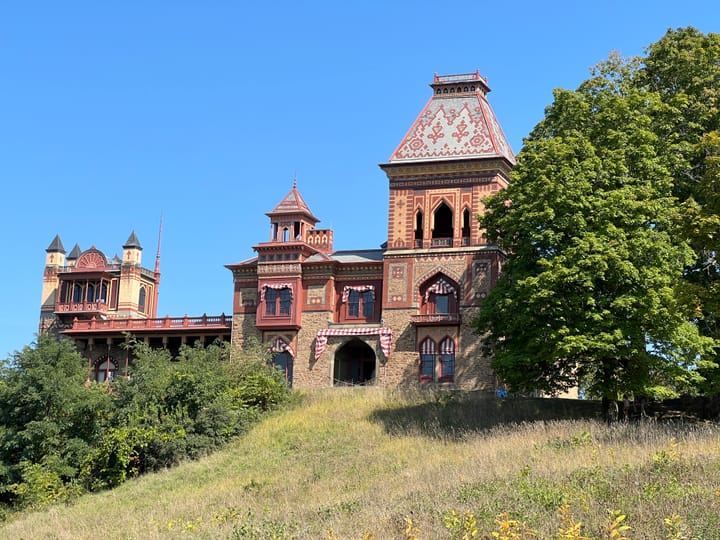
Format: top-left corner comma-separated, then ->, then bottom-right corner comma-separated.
640,28 -> 720,393
475,51 -> 715,405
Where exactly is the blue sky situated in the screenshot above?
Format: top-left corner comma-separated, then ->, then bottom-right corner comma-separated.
1,1 -> 719,359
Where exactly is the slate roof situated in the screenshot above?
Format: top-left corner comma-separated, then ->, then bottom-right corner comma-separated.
67,243 -> 82,260
305,249 -> 384,263
123,231 -> 142,249
388,72 -> 516,165
46,234 -> 65,253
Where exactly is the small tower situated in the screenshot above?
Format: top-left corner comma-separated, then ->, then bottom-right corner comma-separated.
117,231 -> 149,316
39,235 -> 66,333
66,243 -> 81,268
122,231 -> 143,266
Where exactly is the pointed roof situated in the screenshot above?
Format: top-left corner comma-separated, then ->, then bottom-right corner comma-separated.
67,243 -> 82,260
46,234 -> 65,253
123,231 -> 142,250
387,72 -> 515,165
266,181 -> 319,223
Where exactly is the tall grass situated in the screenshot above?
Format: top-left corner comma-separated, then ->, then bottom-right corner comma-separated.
1,388 -> 718,539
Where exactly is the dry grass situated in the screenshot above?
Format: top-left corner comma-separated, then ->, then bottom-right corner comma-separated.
1,388 -> 719,539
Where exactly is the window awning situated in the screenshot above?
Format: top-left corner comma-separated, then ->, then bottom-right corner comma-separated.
259,283 -> 293,301
341,285 -> 375,303
424,278 -> 458,302
314,327 -> 393,360
271,336 -> 295,358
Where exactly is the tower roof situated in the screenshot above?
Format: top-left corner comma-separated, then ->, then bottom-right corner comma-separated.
123,231 -> 142,250
46,234 -> 66,253
267,182 -> 319,223
67,243 -> 82,260
387,72 -> 516,165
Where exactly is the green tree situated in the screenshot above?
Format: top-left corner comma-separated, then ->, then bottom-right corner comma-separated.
0,334 -> 112,506
639,28 -> 720,393
475,54 -> 714,411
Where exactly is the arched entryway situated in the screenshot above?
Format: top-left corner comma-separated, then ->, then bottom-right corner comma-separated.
333,338 -> 376,386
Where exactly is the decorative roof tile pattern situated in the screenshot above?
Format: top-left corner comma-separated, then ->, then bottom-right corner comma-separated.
268,184 -> 318,222
389,73 -> 516,165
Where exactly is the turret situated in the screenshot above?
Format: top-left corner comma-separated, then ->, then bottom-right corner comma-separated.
40,235 -> 66,334
122,231 -> 142,265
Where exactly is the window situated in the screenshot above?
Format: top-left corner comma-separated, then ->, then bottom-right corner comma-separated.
347,290 -> 375,319
439,337 -> 455,382
420,338 -> 436,381
421,276 -> 458,316
432,202 -> 453,246
342,285 -> 375,320
138,287 -> 146,313
263,284 -> 293,317
419,337 -> 455,382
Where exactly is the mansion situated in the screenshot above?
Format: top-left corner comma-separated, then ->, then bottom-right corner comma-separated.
40,72 -> 514,389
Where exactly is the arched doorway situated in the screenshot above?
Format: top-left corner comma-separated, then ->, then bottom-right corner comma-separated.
333,338 -> 376,386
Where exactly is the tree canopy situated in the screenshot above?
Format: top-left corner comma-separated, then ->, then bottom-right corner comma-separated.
475,28 -> 719,401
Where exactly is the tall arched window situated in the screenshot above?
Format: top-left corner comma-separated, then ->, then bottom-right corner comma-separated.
432,202 -> 453,246
95,356 -> 117,382
462,208 -> 471,243
419,338 -> 436,382
138,287 -> 146,313
415,210 -> 424,247
439,337 -> 455,382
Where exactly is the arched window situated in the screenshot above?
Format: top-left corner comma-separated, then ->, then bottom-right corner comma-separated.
73,282 -> 84,303
439,337 -> 455,382
415,210 -> 424,247
421,275 -> 459,316
138,287 -> 146,313
95,357 -> 117,382
432,202 -> 453,246
419,338 -> 436,382
282,228 -> 290,242
462,208 -> 471,242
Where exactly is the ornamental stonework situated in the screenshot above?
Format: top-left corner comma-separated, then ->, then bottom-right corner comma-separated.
472,261 -> 491,299
238,288 -> 257,308
414,257 -> 465,289
257,263 -> 302,275
306,284 -> 325,305
388,262 -> 408,303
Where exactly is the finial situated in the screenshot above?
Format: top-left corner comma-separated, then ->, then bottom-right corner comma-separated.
293,173 -> 297,189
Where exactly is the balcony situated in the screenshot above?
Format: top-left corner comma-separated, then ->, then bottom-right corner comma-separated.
62,314 -> 232,333
410,313 -> 461,326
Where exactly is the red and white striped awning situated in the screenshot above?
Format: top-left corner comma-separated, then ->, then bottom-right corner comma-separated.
271,336 -> 295,358
439,337 -> 455,354
424,278 -> 458,302
341,285 -> 375,303
259,283 -> 293,301
314,327 -> 393,360
420,338 -> 436,354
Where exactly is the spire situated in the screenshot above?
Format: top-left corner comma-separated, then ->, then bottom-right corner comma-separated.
67,243 -> 82,260
153,215 -> 162,318
46,234 -> 65,254
123,230 -> 142,250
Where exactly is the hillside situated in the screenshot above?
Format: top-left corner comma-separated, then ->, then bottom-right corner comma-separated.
1,389 -> 719,539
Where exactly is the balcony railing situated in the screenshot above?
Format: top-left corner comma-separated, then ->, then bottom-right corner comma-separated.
410,313 -> 461,326
56,302 -> 109,314
63,314 -> 232,332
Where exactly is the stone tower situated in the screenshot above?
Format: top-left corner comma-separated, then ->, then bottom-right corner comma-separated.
378,71 -> 515,388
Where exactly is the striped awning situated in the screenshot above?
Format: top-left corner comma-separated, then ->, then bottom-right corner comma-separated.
424,278 -> 458,302
271,336 -> 295,358
314,327 -> 393,360
341,285 -> 375,303
420,338 -> 436,354
439,337 -> 455,354
259,283 -> 293,301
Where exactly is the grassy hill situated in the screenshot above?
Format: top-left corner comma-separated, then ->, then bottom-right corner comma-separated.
1,389 -> 719,539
